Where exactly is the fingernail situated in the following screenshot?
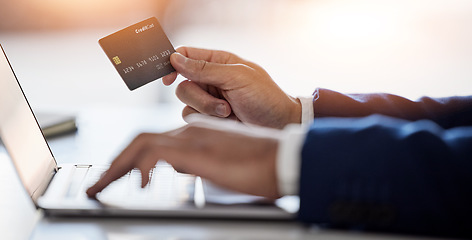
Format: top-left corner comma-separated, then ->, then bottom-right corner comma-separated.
215,104 -> 227,117
173,53 -> 186,65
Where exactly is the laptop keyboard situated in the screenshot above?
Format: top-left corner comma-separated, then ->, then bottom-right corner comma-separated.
66,161 -> 196,207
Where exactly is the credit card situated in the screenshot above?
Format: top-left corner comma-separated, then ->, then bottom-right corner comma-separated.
99,17 -> 175,90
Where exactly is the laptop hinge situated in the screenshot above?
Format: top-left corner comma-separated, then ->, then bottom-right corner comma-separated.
31,159 -> 58,205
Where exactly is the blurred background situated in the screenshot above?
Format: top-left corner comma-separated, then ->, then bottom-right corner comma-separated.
1,0 -> 471,113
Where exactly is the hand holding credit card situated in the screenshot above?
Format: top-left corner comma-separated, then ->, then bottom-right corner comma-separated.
99,17 -> 176,90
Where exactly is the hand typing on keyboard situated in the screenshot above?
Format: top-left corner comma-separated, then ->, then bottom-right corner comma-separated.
86,114 -> 282,199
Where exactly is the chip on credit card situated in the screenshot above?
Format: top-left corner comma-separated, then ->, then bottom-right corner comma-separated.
99,17 -> 176,90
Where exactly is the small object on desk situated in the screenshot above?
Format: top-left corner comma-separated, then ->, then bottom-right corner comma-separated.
36,112 -> 77,139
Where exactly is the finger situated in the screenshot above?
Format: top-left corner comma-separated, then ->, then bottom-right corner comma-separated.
176,46 -> 241,64
182,108 -> 237,124
182,106 -> 199,119
176,46 -> 264,72
86,133 -> 192,197
139,166 -> 150,189
86,133 -> 153,197
162,71 -> 178,86
134,149 -> 160,188
130,136 -> 198,184
176,80 -> 231,117
164,47 -> 229,87
170,52 -> 251,88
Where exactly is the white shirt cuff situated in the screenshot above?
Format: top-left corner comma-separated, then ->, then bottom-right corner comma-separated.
298,96 -> 314,127
276,124 -> 307,196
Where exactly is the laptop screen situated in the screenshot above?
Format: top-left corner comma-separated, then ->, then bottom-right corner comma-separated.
0,45 -> 57,200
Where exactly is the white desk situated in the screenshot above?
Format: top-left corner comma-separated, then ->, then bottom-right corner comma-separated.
31,218 -> 434,240
0,106 -> 442,240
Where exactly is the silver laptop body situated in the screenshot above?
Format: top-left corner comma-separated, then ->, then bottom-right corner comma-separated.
0,44 -> 297,219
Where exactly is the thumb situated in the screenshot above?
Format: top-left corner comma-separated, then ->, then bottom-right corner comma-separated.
171,52 -> 247,88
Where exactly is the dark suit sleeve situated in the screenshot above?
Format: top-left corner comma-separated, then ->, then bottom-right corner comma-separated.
313,88 -> 472,129
298,114 -> 472,237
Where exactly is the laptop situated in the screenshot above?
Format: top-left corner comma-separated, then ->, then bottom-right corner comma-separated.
0,44 -> 298,219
